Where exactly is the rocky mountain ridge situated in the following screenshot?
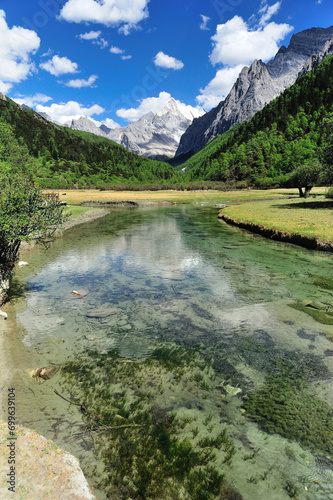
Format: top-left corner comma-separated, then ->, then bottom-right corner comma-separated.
176,25 -> 333,158
67,98 -> 203,160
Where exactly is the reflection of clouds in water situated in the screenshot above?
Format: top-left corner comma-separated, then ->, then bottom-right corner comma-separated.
18,214 -> 238,344
18,293 -> 65,346
33,218 -> 204,283
112,218 -> 202,276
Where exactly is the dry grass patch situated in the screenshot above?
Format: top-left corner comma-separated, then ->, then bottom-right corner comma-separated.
45,188 -> 323,206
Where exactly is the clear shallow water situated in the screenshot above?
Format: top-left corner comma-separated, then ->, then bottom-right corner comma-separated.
6,206 -> 333,499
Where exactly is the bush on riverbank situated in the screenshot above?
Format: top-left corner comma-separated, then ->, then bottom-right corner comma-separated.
325,186 -> 333,199
0,173 -> 65,302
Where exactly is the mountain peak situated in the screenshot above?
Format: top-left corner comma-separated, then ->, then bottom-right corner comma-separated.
65,98 -> 199,160
157,98 -> 181,117
176,24 -> 333,157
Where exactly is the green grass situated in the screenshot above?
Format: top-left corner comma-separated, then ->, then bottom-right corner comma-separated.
62,206 -> 96,219
220,195 -> 333,243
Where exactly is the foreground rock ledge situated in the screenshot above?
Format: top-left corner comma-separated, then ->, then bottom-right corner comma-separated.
0,423 -> 95,499
218,213 -> 333,252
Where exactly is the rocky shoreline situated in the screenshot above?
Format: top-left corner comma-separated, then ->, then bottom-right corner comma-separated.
218,213 -> 333,252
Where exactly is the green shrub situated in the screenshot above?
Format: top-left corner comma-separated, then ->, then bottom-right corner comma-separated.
325,186 -> 333,199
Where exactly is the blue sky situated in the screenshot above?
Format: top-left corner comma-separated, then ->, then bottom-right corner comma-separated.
1,0 -> 332,127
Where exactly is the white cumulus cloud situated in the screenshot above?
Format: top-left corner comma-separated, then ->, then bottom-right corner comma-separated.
78,30 -> 108,48
197,65 -> 244,109
197,4 -> 293,110
259,1 -> 282,26
59,0 -> 150,34
78,30 -> 101,40
91,117 -> 120,129
0,10 -> 40,92
153,51 -> 184,70
36,101 -> 105,124
13,93 -> 53,108
200,15 -> 210,31
116,91 -> 203,122
0,81 -> 14,93
110,46 -> 124,55
40,55 -> 79,76
110,46 -> 132,60
64,75 -> 98,88
210,15 -> 293,66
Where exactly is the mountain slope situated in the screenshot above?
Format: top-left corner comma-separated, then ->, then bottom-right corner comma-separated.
0,94 -> 175,188
176,26 -> 333,158
179,54 -> 333,186
67,98 -> 203,161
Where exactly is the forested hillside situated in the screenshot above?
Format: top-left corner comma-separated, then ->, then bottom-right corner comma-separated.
1,55 -> 333,190
0,96 -> 175,188
180,55 -> 333,188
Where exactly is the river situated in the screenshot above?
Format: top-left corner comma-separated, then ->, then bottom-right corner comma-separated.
5,206 -> 333,499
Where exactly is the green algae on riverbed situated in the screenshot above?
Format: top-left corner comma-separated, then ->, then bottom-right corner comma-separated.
289,301 -> 333,328
60,344 -> 237,499
243,358 -> 333,455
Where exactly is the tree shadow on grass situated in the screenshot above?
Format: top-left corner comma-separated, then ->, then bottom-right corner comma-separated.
275,200 -> 333,210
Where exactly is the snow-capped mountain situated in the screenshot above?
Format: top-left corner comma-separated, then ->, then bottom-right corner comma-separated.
176,26 -> 333,158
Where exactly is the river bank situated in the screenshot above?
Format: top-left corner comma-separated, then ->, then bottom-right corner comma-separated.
219,213 -> 333,252
218,196 -> 333,252
0,315 -> 95,499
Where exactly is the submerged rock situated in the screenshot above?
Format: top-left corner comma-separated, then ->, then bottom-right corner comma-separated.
0,310 -> 8,320
18,261 -> 29,267
32,365 -> 60,381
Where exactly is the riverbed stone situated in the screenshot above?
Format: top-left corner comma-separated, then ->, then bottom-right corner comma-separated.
86,307 -> 122,318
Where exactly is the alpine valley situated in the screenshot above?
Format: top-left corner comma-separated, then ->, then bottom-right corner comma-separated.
0,25 -> 332,190
47,25 -> 333,164
2,10 -> 333,500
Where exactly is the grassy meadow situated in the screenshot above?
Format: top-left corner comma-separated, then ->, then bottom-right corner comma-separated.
221,195 -> 333,243
54,187 -> 326,206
